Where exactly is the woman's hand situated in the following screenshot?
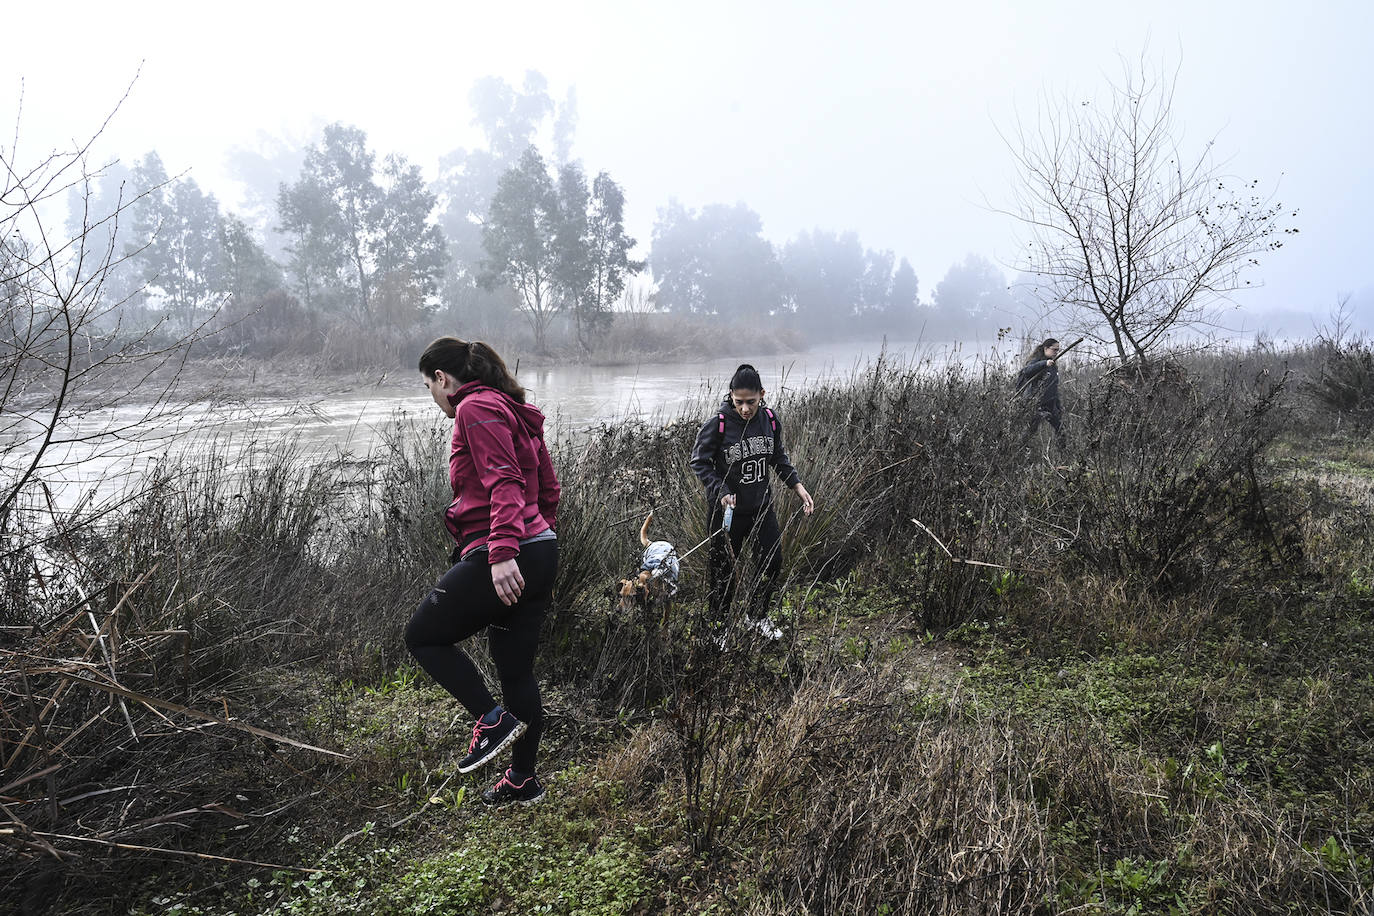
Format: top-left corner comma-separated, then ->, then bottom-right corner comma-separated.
795,483 -> 815,515
491,558 -> 525,606
720,493 -> 737,508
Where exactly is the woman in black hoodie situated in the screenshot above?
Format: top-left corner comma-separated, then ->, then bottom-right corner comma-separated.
690,364 -> 814,637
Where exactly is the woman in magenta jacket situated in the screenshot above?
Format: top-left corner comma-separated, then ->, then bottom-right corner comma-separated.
407,336 -> 560,807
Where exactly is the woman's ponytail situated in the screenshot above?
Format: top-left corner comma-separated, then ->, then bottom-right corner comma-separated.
468,342 -> 526,403
418,337 -> 526,403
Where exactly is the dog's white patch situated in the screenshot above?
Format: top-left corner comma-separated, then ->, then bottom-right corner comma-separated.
640,541 -> 680,595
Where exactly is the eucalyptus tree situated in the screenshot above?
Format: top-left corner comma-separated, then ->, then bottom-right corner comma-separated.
481,150 -> 641,353
932,254 -> 1015,325
278,124 -> 378,321
278,124 -> 445,326
128,154 -> 230,331
860,248 -> 896,312
578,171 -> 642,351
889,258 -> 920,313
66,153 -> 279,331
218,214 -> 283,305
435,72 -> 573,331
553,164 -> 641,352
552,161 -> 591,342
650,200 -> 785,317
856,249 -> 924,337
276,167 -> 342,311
373,154 -> 447,325
781,229 -> 866,335
480,147 -> 562,352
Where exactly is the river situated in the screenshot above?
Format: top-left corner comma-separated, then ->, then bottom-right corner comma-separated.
5,339 -> 1004,512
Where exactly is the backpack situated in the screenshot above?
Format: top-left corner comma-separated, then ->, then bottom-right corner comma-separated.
719,406 -> 777,436
1013,364 -> 1042,399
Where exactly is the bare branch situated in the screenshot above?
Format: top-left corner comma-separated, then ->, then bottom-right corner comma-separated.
1002,57 -> 1290,364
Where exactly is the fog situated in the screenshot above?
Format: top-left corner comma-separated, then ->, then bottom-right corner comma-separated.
5,0 -> 1372,342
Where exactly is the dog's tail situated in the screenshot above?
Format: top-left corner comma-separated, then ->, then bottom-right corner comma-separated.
639,511 -> 653,547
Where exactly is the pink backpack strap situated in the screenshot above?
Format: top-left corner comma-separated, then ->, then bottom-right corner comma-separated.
718,412 -> 725,434
765,407 -> 777,433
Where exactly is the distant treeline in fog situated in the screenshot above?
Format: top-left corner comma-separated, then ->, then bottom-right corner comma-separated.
62,72 -> 1049,366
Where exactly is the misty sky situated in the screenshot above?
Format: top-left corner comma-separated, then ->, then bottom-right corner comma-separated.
6,0 -> 1371,326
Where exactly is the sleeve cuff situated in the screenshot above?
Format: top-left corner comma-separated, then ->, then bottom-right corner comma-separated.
488,539 -> 520,563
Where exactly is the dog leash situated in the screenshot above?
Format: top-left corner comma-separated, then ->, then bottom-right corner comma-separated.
675,525 -> 726,562
676,500 -> 807,565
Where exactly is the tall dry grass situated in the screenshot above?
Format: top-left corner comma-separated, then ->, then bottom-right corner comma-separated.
5,341 -> 1369,914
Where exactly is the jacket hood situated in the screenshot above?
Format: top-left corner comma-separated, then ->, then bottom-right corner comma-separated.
718,396 -> 768,431
509,397 -> 548,439
451,381 -> 548,439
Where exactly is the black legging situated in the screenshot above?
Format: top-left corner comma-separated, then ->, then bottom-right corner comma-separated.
707,502 -> 782,620
1021,404 -> 1064,448
404,539 -> 557,775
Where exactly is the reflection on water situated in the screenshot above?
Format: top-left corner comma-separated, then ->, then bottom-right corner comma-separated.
5,340 -> 1006,511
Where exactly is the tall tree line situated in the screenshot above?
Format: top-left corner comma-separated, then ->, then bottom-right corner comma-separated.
66,68 -> 1015,360
648,200 -> 933,338
277,124 -> 446,328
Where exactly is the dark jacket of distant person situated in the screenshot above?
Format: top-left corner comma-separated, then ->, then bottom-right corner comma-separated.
1016,354 -> 1060,412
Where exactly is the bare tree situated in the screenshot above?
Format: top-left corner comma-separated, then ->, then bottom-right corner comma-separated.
1003,58 -> 1296,365
1,82 -> 213,581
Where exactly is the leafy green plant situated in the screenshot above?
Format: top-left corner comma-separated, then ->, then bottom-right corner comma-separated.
1309,835 -> 1374,881
1054,856 -> 1199,915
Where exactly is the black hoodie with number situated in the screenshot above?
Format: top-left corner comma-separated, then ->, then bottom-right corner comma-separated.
690,398 -> 801,513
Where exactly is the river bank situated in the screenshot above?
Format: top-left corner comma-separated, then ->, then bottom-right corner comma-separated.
7,338 -> 997,514
5,343 -> 1371,914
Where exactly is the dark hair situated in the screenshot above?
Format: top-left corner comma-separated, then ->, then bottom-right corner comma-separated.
729,363 -> 763,391
418,336 -> 526,403
1029,338 -> 1060,363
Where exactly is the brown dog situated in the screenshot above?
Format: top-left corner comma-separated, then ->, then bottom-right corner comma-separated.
617,512 -> 680,614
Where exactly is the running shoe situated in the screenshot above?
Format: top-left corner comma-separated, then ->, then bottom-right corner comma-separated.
482,769 -> 546,806
457,711 -> 526,773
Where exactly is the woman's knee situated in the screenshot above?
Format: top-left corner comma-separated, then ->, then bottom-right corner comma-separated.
405,589 -> 445,649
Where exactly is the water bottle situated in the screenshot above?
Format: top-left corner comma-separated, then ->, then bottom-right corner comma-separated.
722,505 -> 734,532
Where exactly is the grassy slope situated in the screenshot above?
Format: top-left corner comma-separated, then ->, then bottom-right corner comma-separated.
131,450 -> 1374,916
7,348 -> 1374,916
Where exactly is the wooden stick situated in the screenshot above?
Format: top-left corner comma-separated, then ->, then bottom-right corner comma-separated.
87,608 -> 138,744
55,672 -> 351,760
26,831 -> 324,874
1011,336 -> 1085,400
909,517 -> 953,557
0,763 -> 62,797
909,518 -> 1012,572
0,801 -> 64,860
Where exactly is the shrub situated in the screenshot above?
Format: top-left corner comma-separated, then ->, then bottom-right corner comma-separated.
1305,337 -> 1374,432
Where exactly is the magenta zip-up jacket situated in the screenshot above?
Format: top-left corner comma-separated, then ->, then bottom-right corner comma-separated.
444,380 -> 560,564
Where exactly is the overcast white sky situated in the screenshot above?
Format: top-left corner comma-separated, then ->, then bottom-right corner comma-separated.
5,0 -> 1371,324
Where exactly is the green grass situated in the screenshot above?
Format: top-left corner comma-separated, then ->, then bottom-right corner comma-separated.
135,815 -> 657,916
14,343 -> 1374,916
